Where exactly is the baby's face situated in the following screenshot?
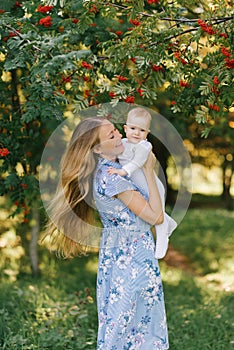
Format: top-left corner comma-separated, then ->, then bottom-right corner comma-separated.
124,124 -> 148,144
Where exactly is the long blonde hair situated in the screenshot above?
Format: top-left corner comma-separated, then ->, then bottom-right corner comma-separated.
41,117 -> 104,258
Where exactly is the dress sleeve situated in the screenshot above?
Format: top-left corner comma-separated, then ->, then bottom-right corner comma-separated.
122,140 -> 152,176
104,173 -> 137,198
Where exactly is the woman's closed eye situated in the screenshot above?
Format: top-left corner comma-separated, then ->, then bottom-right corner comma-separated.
110,128 -> 117,138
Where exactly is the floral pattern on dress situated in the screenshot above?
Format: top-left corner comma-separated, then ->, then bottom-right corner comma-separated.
94,158 -> 169,350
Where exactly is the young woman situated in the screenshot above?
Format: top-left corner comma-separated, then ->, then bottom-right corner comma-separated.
43,117 -> 169,350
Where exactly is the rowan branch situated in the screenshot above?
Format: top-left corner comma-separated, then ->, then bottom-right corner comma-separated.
159,16 -> 233,24
3,23 -> 42,52
150,16 -> 232,46
99,1 -> 233,25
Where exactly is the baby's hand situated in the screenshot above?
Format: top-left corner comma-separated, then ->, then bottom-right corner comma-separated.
108,167 -> 117,175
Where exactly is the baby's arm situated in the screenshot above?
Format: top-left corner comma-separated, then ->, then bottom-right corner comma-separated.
122,140 -> 152,176
108,167 -> 128,176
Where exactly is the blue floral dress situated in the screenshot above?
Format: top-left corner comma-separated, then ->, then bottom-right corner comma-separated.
93,158 -> 169,350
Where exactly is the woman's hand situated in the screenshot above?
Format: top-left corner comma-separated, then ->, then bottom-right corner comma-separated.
143,151 -> 156,173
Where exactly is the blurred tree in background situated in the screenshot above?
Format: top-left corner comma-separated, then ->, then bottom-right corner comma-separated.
0,0 -> 233,274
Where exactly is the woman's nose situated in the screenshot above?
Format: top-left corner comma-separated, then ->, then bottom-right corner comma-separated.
115,129 -> 122,138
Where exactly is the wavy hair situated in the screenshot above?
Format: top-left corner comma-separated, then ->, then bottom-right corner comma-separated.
41,117 -> 104,258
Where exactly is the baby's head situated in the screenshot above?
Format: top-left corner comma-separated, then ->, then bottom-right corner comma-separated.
127,108 -> 151,131
124,108 -> 151,143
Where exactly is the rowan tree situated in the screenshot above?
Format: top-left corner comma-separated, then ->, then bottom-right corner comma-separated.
0,0 -> 233,272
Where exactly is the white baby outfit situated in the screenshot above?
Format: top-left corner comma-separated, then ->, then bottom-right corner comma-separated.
118,138 -> 177,259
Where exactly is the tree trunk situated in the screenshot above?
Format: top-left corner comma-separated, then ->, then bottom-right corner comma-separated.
29,206 -> 41,276
221,158 -> 234,210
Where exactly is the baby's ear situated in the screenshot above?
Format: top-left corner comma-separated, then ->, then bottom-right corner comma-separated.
123,124 -> 127,133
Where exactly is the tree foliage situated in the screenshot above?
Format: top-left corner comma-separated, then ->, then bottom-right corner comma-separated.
0,0 -> 233,220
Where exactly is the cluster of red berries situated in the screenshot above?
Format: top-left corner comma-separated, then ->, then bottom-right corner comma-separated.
197,19 -> 216,35
0,148 -> 10,156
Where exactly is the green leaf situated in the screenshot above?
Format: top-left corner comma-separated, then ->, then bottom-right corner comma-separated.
198,83 -> 211,96
195,107 -> 208,124
201,127 -> 212,138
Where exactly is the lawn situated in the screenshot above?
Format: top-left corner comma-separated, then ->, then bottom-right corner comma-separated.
0,207 -> 233,349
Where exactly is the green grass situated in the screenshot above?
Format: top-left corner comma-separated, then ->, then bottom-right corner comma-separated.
0,255 -> 98,349
0,208 -> 233,350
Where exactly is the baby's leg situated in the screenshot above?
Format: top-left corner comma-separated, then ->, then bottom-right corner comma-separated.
155,225 -> 169,259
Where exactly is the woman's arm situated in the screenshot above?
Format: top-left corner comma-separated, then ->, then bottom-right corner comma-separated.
117,152 -> 164,225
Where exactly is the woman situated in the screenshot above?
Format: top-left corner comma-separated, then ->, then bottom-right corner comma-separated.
43,117 -> 169,349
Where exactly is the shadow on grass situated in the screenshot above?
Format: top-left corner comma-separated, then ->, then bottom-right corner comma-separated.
169,208 -> 234,276
0,253 -> 99,350
162,268 -> 234,350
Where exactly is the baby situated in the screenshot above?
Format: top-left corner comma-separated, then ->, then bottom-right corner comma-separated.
108,107 -> 177,259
